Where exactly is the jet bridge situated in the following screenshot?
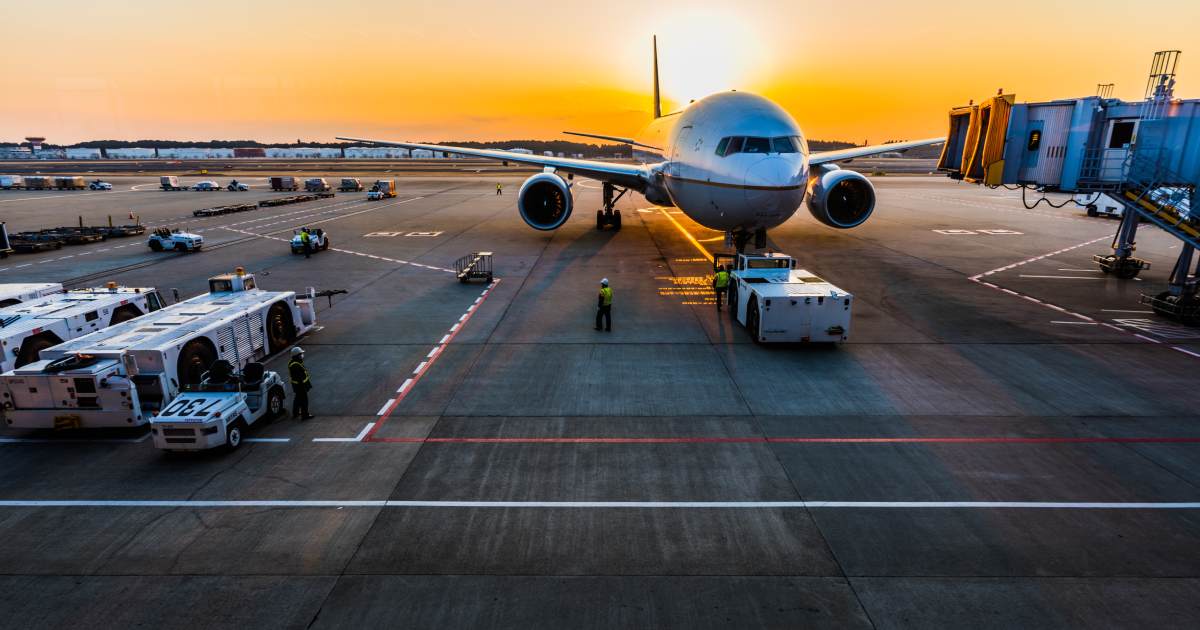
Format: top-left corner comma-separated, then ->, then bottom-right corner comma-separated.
939,51 -> 1200,324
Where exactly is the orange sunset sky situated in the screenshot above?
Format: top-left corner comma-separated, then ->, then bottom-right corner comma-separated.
2,0 -> 1197,145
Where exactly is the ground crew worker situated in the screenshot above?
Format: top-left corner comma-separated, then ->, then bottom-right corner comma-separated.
713,265 -> 730,309
299,227 -> 312,259
496,182 -> 503,196
289,346 -> 314,420
595,278 -> 613,332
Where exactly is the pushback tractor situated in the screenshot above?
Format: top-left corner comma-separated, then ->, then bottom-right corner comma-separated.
151,359 -> 287,452
718,252 -> 852,344
1,269 -> 315,430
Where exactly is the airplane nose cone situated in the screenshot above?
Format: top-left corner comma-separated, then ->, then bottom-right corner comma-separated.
744,157 -> 791,211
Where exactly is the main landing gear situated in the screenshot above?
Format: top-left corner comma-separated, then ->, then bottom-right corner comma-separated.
596,183 -> 627,230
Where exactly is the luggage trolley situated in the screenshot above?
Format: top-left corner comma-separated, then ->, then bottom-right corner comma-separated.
455,252 -> 494,283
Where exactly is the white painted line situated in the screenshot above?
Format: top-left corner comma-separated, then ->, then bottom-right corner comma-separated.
1134,334 -> 1162,344
1051,321 -> 1099,325
458,314 -> 467,322
414,361 -> 427,374
0,500 -> 1197,509
1102,309 -> 1155,313
397,378 -> 414,393
376,399 -> 395,416
439,334 -> 450,345
449,324 -> 460,332
243,438 -> 291,443
426,347 -> 440,359
1057,268 -> 1100,272
1171,346 -> 1200,359
15,264 -> 31,269
313,422 -> 376,442
1018,275 -> 1104,280
0,433 -> 151,445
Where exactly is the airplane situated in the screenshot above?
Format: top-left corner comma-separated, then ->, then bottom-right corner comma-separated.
340,37 -> 943,251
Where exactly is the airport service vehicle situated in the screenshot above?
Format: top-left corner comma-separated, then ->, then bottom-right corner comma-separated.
304,178 -> 331,192
0,175 -> 24,190
270,176 -> 299,191
718,252 -> 852,344
339,38 -> 940,251
0,223 -> 13,259
24,176 -> 51,190
338,177 -> 362,192
148,227 -> 203,252
0,282 -> 62,307
290,228 -> 329,254
88,180 -> 113,191
227,180 -> 249,191
367,179 -> 396,200
0,284 -> 164,373
54,176 -> 86,190
192,181 -> 221,191
150,360 -> 285,452
160,176 -> 188,191
0,268 -> 316,429
1076,192 -> 1125,219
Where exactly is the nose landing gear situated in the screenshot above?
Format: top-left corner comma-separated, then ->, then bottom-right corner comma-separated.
596,183 -> 627,231
728,228 -> 768,253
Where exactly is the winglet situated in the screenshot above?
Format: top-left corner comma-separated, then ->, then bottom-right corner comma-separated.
652,35 -> 662,119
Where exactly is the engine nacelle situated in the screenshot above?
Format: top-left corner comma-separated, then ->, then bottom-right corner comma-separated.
517,172 -> 573,231
806,166 -> 876,229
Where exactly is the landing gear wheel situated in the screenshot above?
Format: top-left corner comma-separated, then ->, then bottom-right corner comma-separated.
266,302 -> 296,353
596,210 -> 605,230
176,339 -> 217,385
612,209 -> 621,230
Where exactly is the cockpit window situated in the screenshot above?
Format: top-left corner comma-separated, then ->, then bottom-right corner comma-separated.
725,137 -> 744,155
771,137 -> 798,153
743,137 -> 770,154
715,137 -> 730,157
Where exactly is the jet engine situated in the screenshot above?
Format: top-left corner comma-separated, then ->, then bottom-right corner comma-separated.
806,166 -> 876,229
517,172 -> 573,230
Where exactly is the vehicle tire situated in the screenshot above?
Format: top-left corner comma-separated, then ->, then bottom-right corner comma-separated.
1086,205 -> 1099,217
596,210 -> 604,230
16,335 -> 57,368
266,302 -> 296,353
727,283 -> 738,318
176,339 -> 217,385
175,242 -> 187,252
747,298 -> 762,344
225,420 -> 246,451
109,305 -> 143,325
267,386 -> 286,418
322,239 -> 329,251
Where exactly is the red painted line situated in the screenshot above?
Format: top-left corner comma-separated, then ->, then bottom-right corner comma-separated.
363,280 -> 500,441
366,436 -> 1200,445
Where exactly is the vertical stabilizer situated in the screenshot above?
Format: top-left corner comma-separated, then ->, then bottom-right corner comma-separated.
652,36 -> 662,119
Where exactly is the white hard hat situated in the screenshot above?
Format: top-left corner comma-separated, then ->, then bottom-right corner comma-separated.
600,278 -> 609,285
290,347 -> 304,356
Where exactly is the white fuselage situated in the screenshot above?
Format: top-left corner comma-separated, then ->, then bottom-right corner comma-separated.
630,91 -> 810,232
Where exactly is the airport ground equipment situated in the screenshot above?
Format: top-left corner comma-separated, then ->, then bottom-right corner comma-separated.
191,180 -> 221,191
939,51 -> 1200,322
718,252 -> 852,344
290,228 -> 329,254
367,179 -> 397,200
148,227 -> 203,252
0,284 -> 165,373
305,178 -> 331,192
257,192 -> 331,208
1076,192 -> 1125,218
24,176 -> 51,190
338,178 -> 363,192
53,176 -> 85,190
270,176 -> 299,191
0,268 -> 316,429
227,180 -> 249,191
0,175 -> 24,190
0,223 -> 12,259
88,180 -> 112,191
0,282 -> 62,307
150,360 -> 285,452
10,235 -> 63,253
160,176 -> 188,191
193,203 -> 257,217
455,252 -> 494,283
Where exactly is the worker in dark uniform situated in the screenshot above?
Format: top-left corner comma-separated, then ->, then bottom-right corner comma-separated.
595,278 -> 613,332
300,228 -> 312,259
289,346 -> 314,420
713,265 -> 730,310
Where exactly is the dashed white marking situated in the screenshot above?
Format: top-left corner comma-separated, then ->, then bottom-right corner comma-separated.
1051,321 -> 1099,325
397,378 -> 414,393
243,438 -> 291,443
439,334 -> 450,345
1171,346 -> 1200,358
414,361 -> 427,374
1,499 -> 1197,509
376,399 -> 395,416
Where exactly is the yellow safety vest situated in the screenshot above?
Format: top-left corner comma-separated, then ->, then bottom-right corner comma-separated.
300,231 -> 310,243
714,271 -> 730,288
599,286 -> 613,306
289,360 -> 310,385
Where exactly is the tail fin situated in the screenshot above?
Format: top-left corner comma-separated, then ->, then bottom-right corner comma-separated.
652,35 -> 662,119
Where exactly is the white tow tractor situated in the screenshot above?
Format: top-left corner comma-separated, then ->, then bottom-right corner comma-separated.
151,360 -> 286,452
718,252 -> 852,344
290,228 -> 330,254
0,282 -> 62,307
148,227 -> 203,252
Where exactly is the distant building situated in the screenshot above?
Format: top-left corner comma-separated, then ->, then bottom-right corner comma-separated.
0,146 -> 33,159
106,148 -> 156,159
65,148 -> 102,159
508,148 -> 533,155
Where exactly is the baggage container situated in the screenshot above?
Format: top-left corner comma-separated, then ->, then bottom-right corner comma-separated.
270,176 -> 299,191
54,176 -> 86,190
0,175 -> 23,190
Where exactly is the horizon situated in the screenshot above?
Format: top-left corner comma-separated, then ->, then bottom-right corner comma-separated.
1,0 -> 1196,144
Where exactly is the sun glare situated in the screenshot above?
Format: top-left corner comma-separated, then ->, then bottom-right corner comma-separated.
654,9 -> 772,110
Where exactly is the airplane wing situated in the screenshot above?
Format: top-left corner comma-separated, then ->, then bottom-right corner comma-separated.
335,136 -> 651,189
809,137 -> 944,166
562,131 -> 662,151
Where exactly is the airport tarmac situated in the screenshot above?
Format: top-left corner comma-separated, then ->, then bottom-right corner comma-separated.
1,174 -> 1198,628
